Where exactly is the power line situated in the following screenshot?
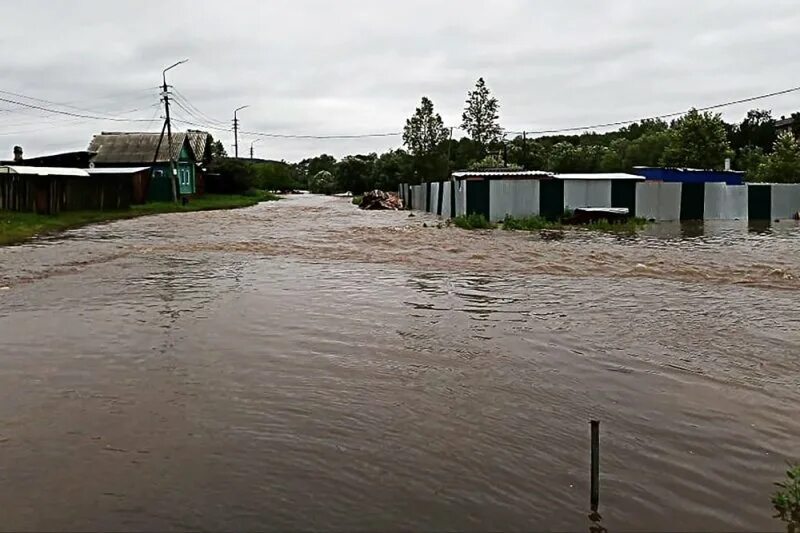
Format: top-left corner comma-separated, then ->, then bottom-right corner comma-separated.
170,89 -> 230,128
507,84 -> 800,135
238,129 -> 403,139
0,95 -> 161,123
0,102 -> 161,130
0,87 -> 158,116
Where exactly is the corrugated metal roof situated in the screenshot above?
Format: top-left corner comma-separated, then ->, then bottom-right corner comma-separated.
186,130 -> 210,162
553,173 -> 644,181
452,170 -> 552,178
452,170 -> 643,180
0,165 -> 89,177
86,167 -> 150,174
88,132 -> 193,164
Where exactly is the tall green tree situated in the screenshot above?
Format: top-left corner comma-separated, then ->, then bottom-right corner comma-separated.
403,97 -> 449,156
403,96 -> 450,182
753,132 -> 800,183
461,77 -> 502,147
730,109 -> 776,153
661,109 -> 733,169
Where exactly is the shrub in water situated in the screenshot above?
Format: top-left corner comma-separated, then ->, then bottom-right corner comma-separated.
773,463 -> 800,533
452,213 -> 495,230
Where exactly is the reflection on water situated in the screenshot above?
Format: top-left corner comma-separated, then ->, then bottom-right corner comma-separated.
0,195 -> 798,531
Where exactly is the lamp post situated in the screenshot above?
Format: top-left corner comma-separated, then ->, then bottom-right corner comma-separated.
233,105 -> 250,158
250,139 -> 260,160
161,59 -> 188,203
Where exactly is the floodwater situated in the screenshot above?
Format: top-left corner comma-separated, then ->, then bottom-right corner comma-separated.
0,195 -> 798,532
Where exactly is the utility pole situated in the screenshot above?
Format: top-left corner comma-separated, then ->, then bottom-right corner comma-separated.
522,131 -> 528,169
250,139 -> 260,160
158,59 -> 188,203
446,127 -> 454,178
233,105 -> 249,159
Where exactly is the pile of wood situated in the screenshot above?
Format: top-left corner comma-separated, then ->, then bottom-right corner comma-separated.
359,190 -> 404,210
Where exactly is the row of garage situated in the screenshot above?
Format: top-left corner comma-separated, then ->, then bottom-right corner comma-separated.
400,172 -> 800,222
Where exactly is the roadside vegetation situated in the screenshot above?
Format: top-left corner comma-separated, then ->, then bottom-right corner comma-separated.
452,213 -> 496,230
452,213 -> 648,234
0,192 -> 278,246
352,196 -> 363,206
773,463 -> 800,533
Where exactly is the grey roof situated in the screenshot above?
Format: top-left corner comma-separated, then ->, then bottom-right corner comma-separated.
0,165 -> 89,177
452,170 -> 552,178
186,130 -> 211,162
86,167 -> 150,175
88,132 -> 195,164
775,116 -> 796,128
553,173 -> 644,181
451,170 -> 643,180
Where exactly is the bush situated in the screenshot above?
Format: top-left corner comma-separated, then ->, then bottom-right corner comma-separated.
502,215 -> 559,231
352,196 -> 363,205
773,463 -> 800,533
452,213 -> 495,230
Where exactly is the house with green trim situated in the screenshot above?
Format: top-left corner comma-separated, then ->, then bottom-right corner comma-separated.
88,131 -> 199,201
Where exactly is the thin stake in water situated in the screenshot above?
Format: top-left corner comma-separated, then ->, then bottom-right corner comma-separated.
591,420 -> 600,512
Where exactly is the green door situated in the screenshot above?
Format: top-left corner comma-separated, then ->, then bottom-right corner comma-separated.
748,184 -> 772,220
466,179 -> 490,218
680,183 -> 705,220
611,180 -> 637,214
539,179 -> 564,220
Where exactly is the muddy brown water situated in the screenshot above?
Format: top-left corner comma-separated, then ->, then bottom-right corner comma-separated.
0,194 -> 798,531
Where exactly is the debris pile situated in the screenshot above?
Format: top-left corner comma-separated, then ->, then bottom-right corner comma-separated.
359,190 -> 404,210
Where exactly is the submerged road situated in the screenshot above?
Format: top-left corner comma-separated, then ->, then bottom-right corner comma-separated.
0,195 -> 799,531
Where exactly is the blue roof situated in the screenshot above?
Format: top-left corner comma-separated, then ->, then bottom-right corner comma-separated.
631,167 -> 744,185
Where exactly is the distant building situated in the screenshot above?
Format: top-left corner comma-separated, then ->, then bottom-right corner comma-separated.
775,115 -> 797,134
88,132 -> 199,201
1,146 -> 96,168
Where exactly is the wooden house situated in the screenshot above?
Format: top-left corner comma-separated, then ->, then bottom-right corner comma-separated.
88,132 -> 199,202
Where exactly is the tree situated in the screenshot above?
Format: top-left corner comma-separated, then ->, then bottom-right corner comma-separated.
546,142 -> 606,173
626,130 -> 671,167
753,132 -> 800,183
736,145 -> 766,177
210,139 -> 227,159
309,170 -> 336,194
372,149 -> 414,191
731,109 -> 776,154
599,138 -> 630,172
461,77 -> 502,147
403,96 -> 450,183
661,109 -> 733,169
403,97 -> 449,156
335,154 -> 377,194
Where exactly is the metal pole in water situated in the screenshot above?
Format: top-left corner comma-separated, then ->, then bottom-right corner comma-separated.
591,420 -> 600,512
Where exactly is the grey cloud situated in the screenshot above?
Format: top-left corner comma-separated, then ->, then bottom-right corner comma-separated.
1,0 -> 799,160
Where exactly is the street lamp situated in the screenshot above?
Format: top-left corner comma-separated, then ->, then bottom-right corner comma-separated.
162,58 -> 189,88
161,58 -> 188,203
233,105 -> 250,158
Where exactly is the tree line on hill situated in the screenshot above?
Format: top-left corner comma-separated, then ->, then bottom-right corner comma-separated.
207,78 -> 800,195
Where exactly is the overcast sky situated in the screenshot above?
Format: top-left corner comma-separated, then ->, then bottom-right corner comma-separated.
1,0 -> 799,162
